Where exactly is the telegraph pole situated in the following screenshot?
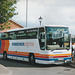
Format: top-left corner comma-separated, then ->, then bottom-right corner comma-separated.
26,0 -> 28,27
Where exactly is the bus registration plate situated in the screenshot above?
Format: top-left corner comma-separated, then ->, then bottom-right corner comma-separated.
58,58 -> 64,60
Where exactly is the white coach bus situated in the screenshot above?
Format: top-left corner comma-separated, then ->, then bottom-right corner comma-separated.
0,25 -> 72,64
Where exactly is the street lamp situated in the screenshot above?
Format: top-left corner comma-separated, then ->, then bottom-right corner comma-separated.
38,16 -> 43,25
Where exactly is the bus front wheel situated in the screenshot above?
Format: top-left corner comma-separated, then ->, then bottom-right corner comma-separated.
3,52 -> 7,59
29,53 -> 35,64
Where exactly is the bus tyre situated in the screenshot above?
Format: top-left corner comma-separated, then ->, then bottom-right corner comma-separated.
29,54 -> 35,64
3,52 -> 7,60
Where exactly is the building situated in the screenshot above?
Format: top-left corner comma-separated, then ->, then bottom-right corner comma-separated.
0,20 -> 24,33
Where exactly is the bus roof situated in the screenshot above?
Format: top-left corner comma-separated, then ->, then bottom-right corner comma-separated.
7,25 -> 68,32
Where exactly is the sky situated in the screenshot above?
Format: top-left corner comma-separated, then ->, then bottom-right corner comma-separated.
12,0 -> 75,35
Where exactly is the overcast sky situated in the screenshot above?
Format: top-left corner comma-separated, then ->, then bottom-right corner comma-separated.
12,0 -> 75,35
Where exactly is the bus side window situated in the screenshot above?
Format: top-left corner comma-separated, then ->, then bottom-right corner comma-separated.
0,33 -> 1,39
1,32 -> 9,40
16,30 -> 27,39
27,29 -> 38,39
9,32 -> 16,40
39,28 -> 45,50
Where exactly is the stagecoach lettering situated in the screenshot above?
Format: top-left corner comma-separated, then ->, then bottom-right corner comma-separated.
12,42 -> 34,46
24,42 -> 34,46
12,43 -> 24,46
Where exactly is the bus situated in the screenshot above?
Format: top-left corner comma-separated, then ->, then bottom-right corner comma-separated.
0,25 -> 72,64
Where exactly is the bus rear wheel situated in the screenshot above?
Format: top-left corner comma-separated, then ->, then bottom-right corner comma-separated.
29,53 -> 35,64
3,52 -> 7,59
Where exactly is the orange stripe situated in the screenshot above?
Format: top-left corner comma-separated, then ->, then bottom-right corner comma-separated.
48,53 -> 71,56
1,40 -> 5,52
7,51 -> 71,58
7,51 -> 29,55
35,53 -> 71,56
5,40 -> 9,52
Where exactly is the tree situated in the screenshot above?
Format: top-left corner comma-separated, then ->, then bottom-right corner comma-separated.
0,0 -> 18,30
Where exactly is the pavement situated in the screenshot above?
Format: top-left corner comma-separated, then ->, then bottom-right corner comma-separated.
0,64 -> 12,75
70,61 -> 75,67
70,56 -> 75,67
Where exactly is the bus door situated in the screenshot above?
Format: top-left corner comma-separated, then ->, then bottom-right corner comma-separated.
39,28 -> 45,50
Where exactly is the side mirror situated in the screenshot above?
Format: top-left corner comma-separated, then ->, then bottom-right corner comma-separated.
69,34 -> 72,42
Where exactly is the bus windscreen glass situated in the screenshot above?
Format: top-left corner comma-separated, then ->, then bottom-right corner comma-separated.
46,27 -> 70,50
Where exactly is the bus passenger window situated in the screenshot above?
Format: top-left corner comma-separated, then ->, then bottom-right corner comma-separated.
27,32 -> 37,39
1,32 -> 9,40
27,29 -> 38,39
9,32 -> 16,39
16,30 -> 27,39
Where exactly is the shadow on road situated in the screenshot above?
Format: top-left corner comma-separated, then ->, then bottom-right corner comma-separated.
0,57 -> 75,68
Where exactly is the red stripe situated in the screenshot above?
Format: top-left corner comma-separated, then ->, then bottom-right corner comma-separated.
35,55 -> 69,59
35,55 -> 48,58
53,56 -> 68,58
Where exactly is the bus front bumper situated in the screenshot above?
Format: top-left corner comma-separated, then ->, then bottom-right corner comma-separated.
35,57 -> 72,64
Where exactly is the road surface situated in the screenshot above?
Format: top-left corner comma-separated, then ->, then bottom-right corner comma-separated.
0,57 -> 75,75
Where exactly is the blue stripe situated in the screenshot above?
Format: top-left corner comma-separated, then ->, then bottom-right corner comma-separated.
8,54 -> 71,61
0,53 -> 3,55
7,54 -> 28,58
35,57 -> 72,61
0,40 -> 2,50
0,53 -> 72,61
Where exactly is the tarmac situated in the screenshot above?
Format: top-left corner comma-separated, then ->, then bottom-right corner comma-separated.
0,64 -> 12,75
0,61 -> 75,75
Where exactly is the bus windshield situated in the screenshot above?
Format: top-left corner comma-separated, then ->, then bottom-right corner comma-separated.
46,27 -> 70,50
